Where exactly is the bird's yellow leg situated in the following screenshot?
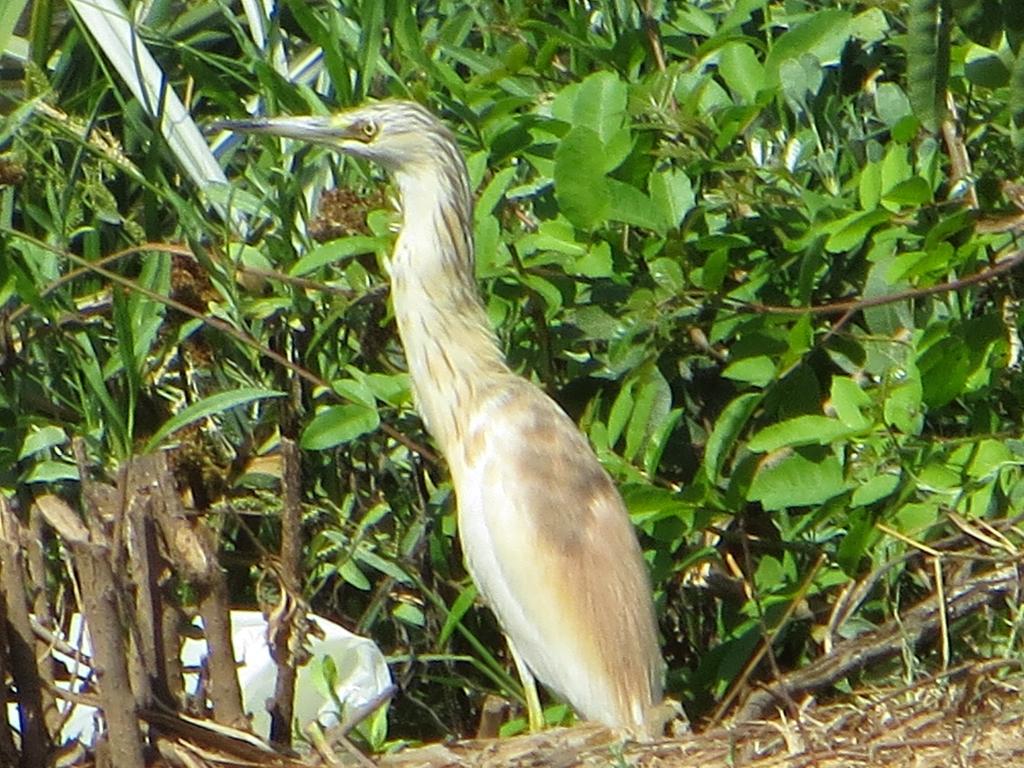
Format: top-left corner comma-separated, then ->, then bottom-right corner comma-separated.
508,640 -> 544,732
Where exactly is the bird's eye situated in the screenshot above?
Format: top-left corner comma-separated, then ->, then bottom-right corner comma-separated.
359,120 -> 378,141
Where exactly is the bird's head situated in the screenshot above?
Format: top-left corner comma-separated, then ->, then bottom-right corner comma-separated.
213,100 -> 476,265
210,100 -> 462,177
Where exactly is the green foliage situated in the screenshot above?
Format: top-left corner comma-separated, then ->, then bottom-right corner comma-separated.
4,0 -> 1024,744
907,0 -> 951,132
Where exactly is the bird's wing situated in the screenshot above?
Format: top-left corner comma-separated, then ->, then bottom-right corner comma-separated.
453,378 -> 662,728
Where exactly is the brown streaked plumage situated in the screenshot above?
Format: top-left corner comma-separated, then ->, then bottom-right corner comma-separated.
212,101 -> 666,736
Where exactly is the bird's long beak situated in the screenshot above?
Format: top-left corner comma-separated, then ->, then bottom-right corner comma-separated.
208,115 -> 357,144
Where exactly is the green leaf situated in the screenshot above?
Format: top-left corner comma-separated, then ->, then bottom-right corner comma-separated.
476,166 -> 516,217
518,218 -> 588,259
880,143 -> 913,192
607,379 -> 635,449
605,179 -> 661,231
906,0 -> 950,132
301,404 -> 381,450
881,177 -> 932,208
699,249 -> 729,292
356,0 -> 385,98
364,373 -> 411,408
0,0 -> 28,62
852,6 -> 891,44
780,54 -> 825,110
19,425 -> 68,459
965,52 -> 1011,88
391,0 -> 432,73
718,42 -> 766,103
622,483 -> 690,525
918,336 -> 970,407
1003,0 -> 1024,43
968,439 -> 1014,480
644,408 -> 685,477
521,273 -> 564,317
570,305 -> 622,341
1012,48 -> 1024,142
705,392 -> 762,481
438,584 -> 478,647
858,160 -> 882,211
554,126 -> 610,229
23,460 -> 80,483
289,236 -> 384,277
282,0 -> 350,102
893,501 -> 940,534
111,289 -> 140,429
883,373 -> 924,435
852,473 -> 901,506
676,3 -> 717,35
339,558 -> 371,590
333,377 -> 377,408
144,388 -> 285,452
649,168 -> 695,233
648,257 -> 685,294
824,209 -> 889,253
625,366 -> 672,462
874,82 -> 913,128
862,246 -> 914,337
392,603 -> 425,627
747,447 -> 847,510
356,545 -> 411,583
550,70 -> 627,144
722,356 -> 777,386
68,0 -> 229,195
571,241 -> 613,278
829,377 -> 872,429
837,509 -> 876,575
764,9 -> 852,84
230,241 -> 273,273
475,214 -> 503,277
917,461 -> 961,491
74,332 -> 128,451
748,415 -> 862,453
600,128 -> 634,174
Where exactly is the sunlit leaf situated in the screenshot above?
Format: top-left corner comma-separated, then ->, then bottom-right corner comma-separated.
553,126 -> 610,229
301,404 -> 380,450
748,447 -> 848,510
145,388 -> 285,452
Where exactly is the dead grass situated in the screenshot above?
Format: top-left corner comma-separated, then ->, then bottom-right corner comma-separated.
378,663 -> 1024,767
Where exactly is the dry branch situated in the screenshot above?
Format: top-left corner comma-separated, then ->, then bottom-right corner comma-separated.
123,460 -> 182,709
268,437 -> 304,746
25,506 -> 63,740
39,487 -> 146,768
141,452 -> 248,729
733,556 -> 1022,723
0,496 -> 49,768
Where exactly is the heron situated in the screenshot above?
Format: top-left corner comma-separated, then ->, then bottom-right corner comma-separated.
212,101 -> 666,737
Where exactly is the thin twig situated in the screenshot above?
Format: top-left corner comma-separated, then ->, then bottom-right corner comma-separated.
741,248 -> 1024,317
941,92 -> 979,210
640,0 -> 669,74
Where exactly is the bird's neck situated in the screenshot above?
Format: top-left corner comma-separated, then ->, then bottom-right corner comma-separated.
389,171 -> 510,458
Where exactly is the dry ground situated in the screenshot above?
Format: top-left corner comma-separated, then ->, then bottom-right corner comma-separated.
373,664 -> 1024,768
